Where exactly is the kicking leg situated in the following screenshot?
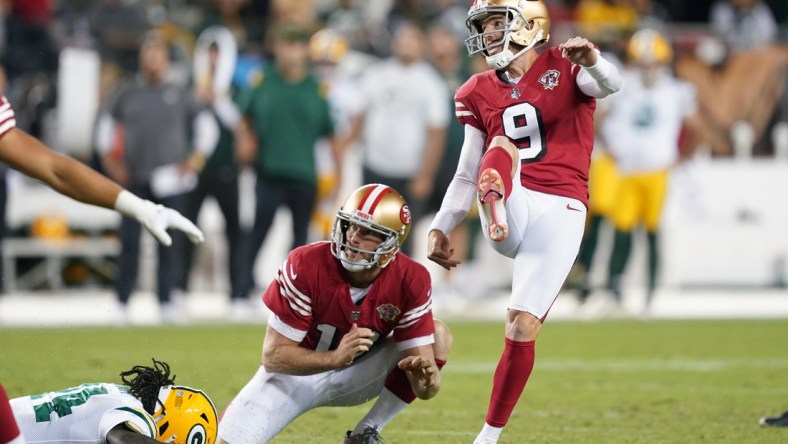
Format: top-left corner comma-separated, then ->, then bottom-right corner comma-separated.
478,136 -> 518,242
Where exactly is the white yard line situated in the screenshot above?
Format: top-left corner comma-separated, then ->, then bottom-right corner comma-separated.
1,287 -> 788,326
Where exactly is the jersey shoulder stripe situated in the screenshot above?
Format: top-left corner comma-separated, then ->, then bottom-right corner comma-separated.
0,95 -> 17,138
275,259 -> 312,316
397,298 -> 432,326
453,72 -> 492,131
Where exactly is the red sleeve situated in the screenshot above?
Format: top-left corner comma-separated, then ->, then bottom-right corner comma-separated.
454,75 -> 486,132
262,248 -> 313,333
392,264 -> 435,344
0,96 -> 17,139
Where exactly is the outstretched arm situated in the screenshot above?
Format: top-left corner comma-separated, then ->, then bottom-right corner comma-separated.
0,127 -> 204,245
559,36 -> 623,98
2,128 -> 122,208
427,124 -> 486,270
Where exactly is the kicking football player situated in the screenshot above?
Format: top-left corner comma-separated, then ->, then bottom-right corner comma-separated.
0,95 -> 203,247
426,1 -> 621,443
9,359 -> 217,443
218,183 -> 452,444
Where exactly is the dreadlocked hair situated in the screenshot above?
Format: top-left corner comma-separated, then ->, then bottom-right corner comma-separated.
119,358 -> 176,414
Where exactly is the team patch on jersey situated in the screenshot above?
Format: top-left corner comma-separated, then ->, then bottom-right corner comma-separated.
538,69 -> 560,90
510,88 -> 521,100
350,310 -> 361,321
376,304 -> 401,322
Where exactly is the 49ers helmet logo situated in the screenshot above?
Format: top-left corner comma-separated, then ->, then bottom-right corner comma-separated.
400,204 -> 411,225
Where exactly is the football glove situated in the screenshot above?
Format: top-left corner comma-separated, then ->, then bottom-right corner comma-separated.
115,190 -> 204,246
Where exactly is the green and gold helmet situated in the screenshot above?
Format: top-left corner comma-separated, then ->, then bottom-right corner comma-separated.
627,28 -> 673,65
153,386 -> 217,444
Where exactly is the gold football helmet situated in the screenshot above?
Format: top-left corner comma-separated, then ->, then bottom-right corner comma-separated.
309,28 -> 349,65
627,28 -> 672,65
465,0 -> 550,69
154,386 -> 217,444
331,184 -> 411,271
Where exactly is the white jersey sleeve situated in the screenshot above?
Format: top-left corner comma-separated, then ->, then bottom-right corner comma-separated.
576,52 -> 623,98
10,383 -> 157,443
429,124 -> 486,235
0,95 -> 17,138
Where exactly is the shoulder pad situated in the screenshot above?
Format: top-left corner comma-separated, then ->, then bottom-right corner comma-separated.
455,74 -> 481,101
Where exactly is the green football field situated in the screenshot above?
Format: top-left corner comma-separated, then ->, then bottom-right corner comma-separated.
1,319 -> 787,443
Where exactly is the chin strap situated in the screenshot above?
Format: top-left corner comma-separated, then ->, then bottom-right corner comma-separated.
339,250 -> 376,272
485,29 -> 545,69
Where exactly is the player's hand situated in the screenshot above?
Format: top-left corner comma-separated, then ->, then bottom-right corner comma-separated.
139,200 -> 205,246
427,229 -> 461,270
334,323 -> 375,368
398,355 -> 436,377
398,355 -> 440,399
559,36 -> 598,67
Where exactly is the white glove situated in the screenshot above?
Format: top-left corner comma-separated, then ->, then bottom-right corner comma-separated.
114,190 -> 205,246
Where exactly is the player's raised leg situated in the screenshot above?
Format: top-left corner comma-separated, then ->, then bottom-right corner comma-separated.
478,136 -> 518,242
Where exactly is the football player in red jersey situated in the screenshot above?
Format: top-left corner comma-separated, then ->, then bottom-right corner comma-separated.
426,1 -> 622,443
218,183 -> 452,444
0,95 -> 203,246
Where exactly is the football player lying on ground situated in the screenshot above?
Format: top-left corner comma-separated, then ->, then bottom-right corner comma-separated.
0,95 -> 203,246
8,359 -> 217,444
218,184 -> 453,444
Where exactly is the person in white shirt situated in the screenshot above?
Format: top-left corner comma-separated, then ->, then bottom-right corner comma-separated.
345,21 -> 449,256
598,29 -> 702,311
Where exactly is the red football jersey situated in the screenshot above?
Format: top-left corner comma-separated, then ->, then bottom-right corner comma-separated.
0,383 -> 21,444
454,47 -> 597,206
263,242 -> 435,352
0,95 -> 17,139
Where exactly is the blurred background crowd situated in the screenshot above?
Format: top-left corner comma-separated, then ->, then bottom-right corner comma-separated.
0,0 -> 786,323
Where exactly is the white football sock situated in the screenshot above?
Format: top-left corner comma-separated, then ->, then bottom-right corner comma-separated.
475,423 -> 503,443
353,388 -> 407,434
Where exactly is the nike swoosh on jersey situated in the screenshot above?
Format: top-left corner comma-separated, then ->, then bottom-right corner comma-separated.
289,264 -> 297,280
566,203 -> 582,212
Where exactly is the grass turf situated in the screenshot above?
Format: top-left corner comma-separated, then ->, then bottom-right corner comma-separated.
1,319 -> 786,443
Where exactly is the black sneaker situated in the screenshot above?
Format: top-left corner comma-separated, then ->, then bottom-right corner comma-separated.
760,410 -> 788,427
344,426 -> 385,444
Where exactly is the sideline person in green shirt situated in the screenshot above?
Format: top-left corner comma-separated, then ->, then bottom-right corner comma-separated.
236,25 -> 342,299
